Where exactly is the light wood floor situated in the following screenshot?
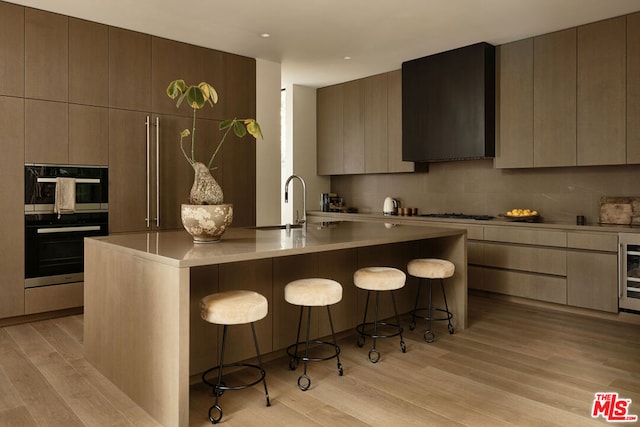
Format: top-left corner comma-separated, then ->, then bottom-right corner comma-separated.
1,294 -> 639,426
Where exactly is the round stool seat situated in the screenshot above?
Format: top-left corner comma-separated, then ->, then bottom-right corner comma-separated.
285,278 -> 343,307
201,290 -> 268,325
354,267 -> 406,291
408,258 -> 455,279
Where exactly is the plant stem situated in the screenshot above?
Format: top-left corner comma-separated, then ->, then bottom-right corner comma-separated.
191,108 -> 197,162
207,120 -> 235,169
179,134 -> 193,164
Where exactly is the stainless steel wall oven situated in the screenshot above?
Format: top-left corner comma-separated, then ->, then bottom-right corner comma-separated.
24,164 -> 108,288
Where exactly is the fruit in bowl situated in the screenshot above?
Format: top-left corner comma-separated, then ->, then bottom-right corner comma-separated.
506,208 -> 538,217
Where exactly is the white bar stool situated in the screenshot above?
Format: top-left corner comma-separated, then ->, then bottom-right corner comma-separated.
407,258 -> 455,343
200,290 -> 271,424
353,266 -> 407,363
285,278 -> 344,391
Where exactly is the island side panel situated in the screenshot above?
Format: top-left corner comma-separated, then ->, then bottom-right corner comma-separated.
408,234 -> 468,330
84,240 -> 190,427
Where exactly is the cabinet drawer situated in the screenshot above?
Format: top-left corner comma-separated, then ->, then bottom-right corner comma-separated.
24,282 -> 83,315
468,241 -> 484,265
483,242 -> 566,276
474,268 -> 567,304
567,231 -> 618,252
484,226 -> 566,247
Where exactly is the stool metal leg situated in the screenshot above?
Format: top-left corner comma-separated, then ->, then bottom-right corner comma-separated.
409,280 -> 422,331
440,278 -> 455,334
289,306 -> 305,370
356,291 -> 371,348
250,322 -> 271,406
207,324 -> 227,424
390,290 -> 407,353
424,279 -> 435,343
326,305 -> 344,376
297,306 -> 313,391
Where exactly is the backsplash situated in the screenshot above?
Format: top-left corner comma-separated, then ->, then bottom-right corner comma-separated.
331,159 -> 640,225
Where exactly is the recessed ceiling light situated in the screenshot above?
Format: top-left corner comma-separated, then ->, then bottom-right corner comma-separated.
260,33 -> 271,38
344,56 -> 352,60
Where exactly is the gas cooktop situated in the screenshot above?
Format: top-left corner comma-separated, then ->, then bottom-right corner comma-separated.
420,213 -> 494,221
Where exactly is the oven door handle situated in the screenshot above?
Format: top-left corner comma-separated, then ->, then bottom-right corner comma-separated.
36,225 -> 102,234
36,178 -> 101,184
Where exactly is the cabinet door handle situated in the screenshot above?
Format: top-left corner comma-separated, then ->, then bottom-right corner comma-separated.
155,116 -> 160,228
145,116 -> 151,228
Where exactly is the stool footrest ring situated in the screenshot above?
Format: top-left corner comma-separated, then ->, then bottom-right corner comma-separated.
286,340 -> 341,363
412,306 -> 453,322
355,321 -> 403,339
202,362 -> 266,392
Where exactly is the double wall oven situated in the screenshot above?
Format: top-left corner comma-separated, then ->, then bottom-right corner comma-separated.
24,164 -> 108,288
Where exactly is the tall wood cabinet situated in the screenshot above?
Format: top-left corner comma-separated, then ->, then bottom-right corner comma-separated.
0,2 -> 24,97
108,29 -> 257,233
0,96 -> 25,318
317,70 -> 413,175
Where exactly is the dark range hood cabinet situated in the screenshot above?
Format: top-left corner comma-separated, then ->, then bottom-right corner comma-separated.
402,42 -> 496,162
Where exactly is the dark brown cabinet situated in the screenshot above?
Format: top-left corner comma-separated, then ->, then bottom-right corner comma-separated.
0,96 -> 24,318
69,18 -> 109,107
0,2 -> 24,97
24,99 -> 68,164
25,8 -> 68,102
69,104 -> 109,166
109,27 -> 152,111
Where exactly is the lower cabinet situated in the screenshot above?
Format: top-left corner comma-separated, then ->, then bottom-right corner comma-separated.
474,267 -> 567,305
567,251 -> 618,313
24,282 -> 84,315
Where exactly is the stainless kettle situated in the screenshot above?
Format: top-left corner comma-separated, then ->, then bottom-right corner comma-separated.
383,197 -> 398,215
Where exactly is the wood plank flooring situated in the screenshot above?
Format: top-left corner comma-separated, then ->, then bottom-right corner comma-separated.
0,294 -> 639,426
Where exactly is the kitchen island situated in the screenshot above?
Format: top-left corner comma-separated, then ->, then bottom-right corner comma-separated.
84,221 -> 466,426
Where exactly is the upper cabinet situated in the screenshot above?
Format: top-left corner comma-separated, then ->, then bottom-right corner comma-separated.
495,38 -> 534,168
317,71 -> 414,175
628,13 -> 640,163
317,84 -> 344,175
577,17 -> 626,166
25,8 -> 68,102
533,28 -> 577,167
0,2 -> 24,97
109,27 -> 152,111
497,14 -> 639,168
387,70 -> 413,173
69,18 -> 109,107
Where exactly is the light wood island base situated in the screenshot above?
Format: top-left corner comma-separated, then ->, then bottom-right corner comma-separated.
84,222 -> 466,426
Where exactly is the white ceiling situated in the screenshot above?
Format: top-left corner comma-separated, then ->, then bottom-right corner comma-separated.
8,0 -> 640,88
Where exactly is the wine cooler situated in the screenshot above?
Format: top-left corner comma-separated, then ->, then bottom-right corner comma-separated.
619,233 -> 640,312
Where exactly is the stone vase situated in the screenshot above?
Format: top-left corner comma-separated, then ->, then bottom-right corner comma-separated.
181,204 -> 233,243
189,162 -> 224,205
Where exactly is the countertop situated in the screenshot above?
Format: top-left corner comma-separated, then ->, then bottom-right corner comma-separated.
309,211 -> 640,234
88,221 -> 465,268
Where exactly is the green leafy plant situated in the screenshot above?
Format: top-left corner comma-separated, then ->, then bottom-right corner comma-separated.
166,79 -> 262,170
